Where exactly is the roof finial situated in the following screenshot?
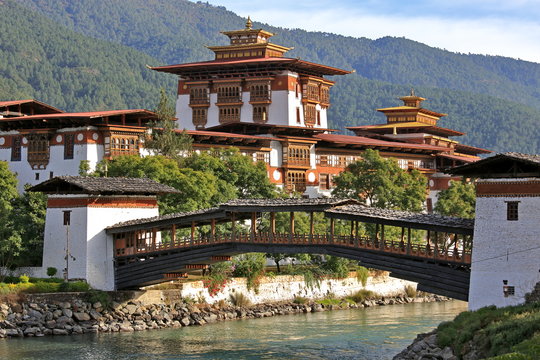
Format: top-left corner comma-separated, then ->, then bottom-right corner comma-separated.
246,16 -> 253,30
410,88 -> 415,97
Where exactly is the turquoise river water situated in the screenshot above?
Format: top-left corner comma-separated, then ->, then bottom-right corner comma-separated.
0,300 -> 467,360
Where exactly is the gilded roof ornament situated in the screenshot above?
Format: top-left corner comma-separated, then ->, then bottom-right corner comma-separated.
246,16 -> 253,30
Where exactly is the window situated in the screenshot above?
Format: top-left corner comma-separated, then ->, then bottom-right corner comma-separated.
192,108 -> 208,128
316,111 -> 321,126
319,174 -> 333,190
63,211 -> 71,226
296,107 -> 301,124
304,104 -> 317,127
286,171 -> 306,193
27,134 -> 50,169
35,173 -> 40,181
11,136 -> 21,161
218,106 -> 241,123
64,133 -> 74,159
250,83 -> 270,102
217,85 -> 242,103
49,171 -> 54,179
189,87 -> 209,105
108,135 -> 139,158
507,202 -> 519,221
287,145 -> 310,166
253,106 -> 268,123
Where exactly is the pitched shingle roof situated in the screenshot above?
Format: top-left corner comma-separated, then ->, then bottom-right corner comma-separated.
326,204 -> 474,234
449,152 -> 540,178
29,176 -> 179,195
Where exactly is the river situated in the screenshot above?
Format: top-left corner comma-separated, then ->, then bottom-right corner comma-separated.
0,300 -> 466,360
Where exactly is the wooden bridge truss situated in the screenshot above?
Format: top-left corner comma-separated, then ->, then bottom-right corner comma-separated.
107,199 -> 474,300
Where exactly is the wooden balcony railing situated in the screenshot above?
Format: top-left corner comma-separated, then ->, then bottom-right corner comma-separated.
115,231 -> 471,265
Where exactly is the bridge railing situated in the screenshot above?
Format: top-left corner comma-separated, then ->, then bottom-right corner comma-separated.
118,231 -> 470,264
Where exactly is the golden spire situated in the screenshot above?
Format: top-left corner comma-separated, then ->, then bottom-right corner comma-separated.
245,16 -> 253,30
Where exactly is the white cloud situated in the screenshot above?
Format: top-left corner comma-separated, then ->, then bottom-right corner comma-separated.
203,1 -> 540,63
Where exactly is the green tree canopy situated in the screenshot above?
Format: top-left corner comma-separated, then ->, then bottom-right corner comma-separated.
0,161 -> 23,276
145,89 -> 192,160
181,147 -> 277,199
434,180 -> 476,218
331,149 -> 427,212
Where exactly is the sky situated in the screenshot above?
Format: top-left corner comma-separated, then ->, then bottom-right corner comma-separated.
204,0 -> 540,64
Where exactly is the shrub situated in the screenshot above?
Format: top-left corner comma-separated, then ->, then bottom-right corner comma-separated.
355,266 -> 370,287
229,292 -> 251,307
404,284 -> 417,298
293,296 -> 308,304
46,267 -> 58,277
58,281 -> 90,292
86,290 -> 112,309
350,289 -> 378,303
28,281 -> 61,293
19,275 -> 30,284
232,254 -> 266,292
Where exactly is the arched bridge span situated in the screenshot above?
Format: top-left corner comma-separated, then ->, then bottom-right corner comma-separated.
107,199 -> 474,300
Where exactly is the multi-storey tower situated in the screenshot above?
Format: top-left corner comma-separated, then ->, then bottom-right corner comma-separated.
152,18 -> 350,131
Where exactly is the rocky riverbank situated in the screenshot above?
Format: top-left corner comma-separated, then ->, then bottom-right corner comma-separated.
393,330 -> 457,360
0,292 -> 447,339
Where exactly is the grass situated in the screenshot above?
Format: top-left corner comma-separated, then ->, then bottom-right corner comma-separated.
229,292 -> 251,307
293,296 -> 308,304
437,302 -> 540,359
349,289 -> 378,303
404,284 -> 417,298
0,279 -> 90,295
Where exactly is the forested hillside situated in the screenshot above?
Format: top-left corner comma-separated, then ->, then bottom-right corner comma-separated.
16,0 -> 540,110
1,0 -> 540,153
0,0 -> 174,111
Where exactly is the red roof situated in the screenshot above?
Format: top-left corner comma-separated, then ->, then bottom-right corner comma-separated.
0,99 -> 63,114
152,57 -> 351,76
2,109 -> 156,121
454,143 -> 491,155
347,124 -> 465,137
314,134 -> 449,152
438,153 -> 479,163
183,129 -> 281,141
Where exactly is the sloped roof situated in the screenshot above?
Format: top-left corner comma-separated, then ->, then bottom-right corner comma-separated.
449,152 -> 540,178
29,176 -> 178,195
151,57 -> 351,77
0,99 -> 64,114
314,133 -> 448,152
325,205 -> 474,235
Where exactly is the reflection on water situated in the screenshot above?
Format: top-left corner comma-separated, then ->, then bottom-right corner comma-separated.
0,301 -> 467,360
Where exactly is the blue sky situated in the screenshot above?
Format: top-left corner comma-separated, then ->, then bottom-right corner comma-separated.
204,0 -> 540,63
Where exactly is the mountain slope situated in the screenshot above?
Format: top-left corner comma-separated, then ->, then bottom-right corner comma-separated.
15,0 -> 540,110
2,0 -> 540,153
0,0 -> 174,111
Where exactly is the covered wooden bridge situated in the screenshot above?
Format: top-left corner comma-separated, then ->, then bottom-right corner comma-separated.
107,198 -> 474,300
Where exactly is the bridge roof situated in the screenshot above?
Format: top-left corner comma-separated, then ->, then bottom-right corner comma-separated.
220,198 -> 359,212
326,205 -> 474,235
107,198 -> 360,233
107,207 -> 231,233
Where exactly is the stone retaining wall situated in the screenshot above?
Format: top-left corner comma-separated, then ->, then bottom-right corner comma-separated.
0,293 -> 446,339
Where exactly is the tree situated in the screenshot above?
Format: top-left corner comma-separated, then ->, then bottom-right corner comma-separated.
435,180 -> 476,218
332,149 -> 427,212
181,147 -> 277,199
11,187 -> 47,267
145,89 -> 192,159
0,161 -> 22,279
94,155 -> 226,214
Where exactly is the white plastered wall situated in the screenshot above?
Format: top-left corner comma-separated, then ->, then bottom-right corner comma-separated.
42,195 -> 159,291
468,178 -> 540,310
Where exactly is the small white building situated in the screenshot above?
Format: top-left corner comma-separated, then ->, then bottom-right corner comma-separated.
29,176 -> 178,290
452,153 -> 540,310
